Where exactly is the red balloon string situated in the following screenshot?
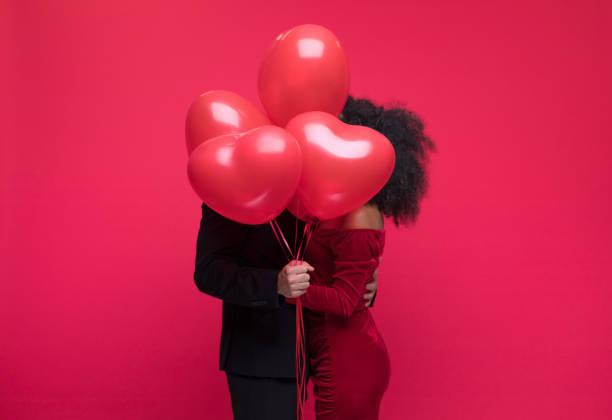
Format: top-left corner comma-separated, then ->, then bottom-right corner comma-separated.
268,217 -> 317,420
269,221 -> 291,262
270,219 -> 295,260
294,206 -> 299,257
295,223 -> 310,262
295,221 -> 317,420
295,297 -> 305,419
296,222 -> 317,262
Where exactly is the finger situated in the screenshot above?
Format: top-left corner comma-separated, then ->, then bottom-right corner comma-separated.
292,264 -> 314,274
294,281 -> 310,291
300,261 -> 315,271
290,273 -> 310,283
287,260 -> 304,270
365,282 -> 376,292
288,265 -> 308,275
364,292 -> 375,300
292,290 -> 306,298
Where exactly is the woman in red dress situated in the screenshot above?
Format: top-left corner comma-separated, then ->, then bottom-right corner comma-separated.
298,96 -> 435,419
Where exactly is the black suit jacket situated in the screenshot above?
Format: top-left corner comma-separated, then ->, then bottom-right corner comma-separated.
194,203 -> 306,378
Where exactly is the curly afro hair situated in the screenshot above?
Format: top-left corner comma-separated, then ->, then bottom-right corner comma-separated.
340,96 -> 435,226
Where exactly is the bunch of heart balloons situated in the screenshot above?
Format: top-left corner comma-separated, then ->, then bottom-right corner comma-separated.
186,24 -> 396,225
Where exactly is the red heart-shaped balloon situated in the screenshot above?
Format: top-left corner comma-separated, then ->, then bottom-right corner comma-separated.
286,112 -> 395,222
258,24 -> 349,127
185,90 -> 270,155
188,126 -> 302,225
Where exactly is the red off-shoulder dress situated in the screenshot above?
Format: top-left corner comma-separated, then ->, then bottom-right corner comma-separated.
300,227 -> 391,420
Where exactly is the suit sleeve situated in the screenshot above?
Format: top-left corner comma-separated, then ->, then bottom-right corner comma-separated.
193,204 -> 281,309
299,232 -> 381,318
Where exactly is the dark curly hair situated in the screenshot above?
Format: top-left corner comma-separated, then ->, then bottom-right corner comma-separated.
340,96 -> 435,226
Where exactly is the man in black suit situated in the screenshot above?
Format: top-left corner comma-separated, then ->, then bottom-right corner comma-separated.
194,203 -> 378,420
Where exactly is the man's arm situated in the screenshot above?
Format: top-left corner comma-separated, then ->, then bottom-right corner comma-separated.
193,204 -> 281,309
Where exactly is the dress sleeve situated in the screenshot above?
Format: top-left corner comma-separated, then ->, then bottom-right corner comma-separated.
299,231 -> 383,318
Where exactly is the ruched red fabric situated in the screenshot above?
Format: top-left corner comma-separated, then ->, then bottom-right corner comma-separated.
301,227 -> 391,420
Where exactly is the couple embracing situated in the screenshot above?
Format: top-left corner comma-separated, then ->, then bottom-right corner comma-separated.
193,96 -> 433,420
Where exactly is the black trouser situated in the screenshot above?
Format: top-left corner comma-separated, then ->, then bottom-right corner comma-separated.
226,373 -> 298,420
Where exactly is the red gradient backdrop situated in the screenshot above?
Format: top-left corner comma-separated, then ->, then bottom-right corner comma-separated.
2,1 -> 611,419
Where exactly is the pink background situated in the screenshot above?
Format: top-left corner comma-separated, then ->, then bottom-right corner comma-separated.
2,1 -> 611,419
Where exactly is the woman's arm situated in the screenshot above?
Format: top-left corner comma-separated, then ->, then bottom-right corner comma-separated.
300,205 -> 384,317
299,245 -> 380,318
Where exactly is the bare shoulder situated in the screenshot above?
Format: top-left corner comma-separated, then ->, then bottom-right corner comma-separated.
341,204 -> 384,230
